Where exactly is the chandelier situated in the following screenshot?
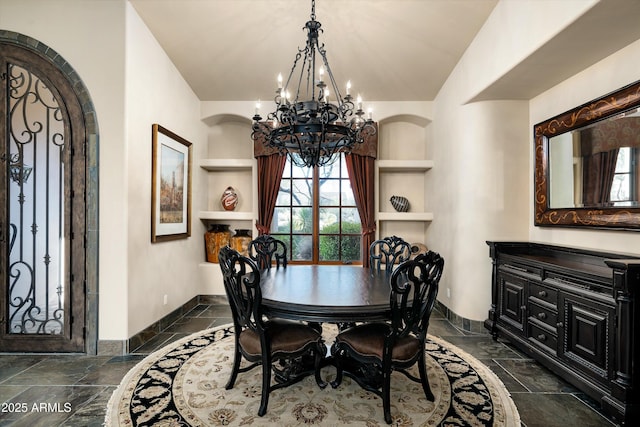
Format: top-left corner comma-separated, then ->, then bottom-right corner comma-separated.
251,0 -> 376,168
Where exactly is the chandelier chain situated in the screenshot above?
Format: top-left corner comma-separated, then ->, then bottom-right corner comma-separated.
252,0 -> 375,168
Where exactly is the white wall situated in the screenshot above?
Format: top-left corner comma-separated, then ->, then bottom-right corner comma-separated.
124,3 -> 208,337
430,96 -> 529,321
529,38 -> 640,252
463,0 -> 598,102
429,0 -> 613,321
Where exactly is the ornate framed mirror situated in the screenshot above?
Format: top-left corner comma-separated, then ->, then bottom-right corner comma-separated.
534,80 -> 640,230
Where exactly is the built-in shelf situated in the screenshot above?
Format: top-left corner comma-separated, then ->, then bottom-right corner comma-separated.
377,159 -> 433,172
199,210 -> 255,221
376,158 -> 433,232
199,158 -> 253,171
199,262 -> 220,270
377,212 -> 434,221
199,157 -> 256,224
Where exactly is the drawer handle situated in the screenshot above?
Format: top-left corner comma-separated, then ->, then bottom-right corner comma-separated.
538,290 -> 547,298
537,312 -> 547,320
537,333 -> 546,341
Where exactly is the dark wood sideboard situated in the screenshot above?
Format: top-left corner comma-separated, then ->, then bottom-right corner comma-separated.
485,241 -> 640,425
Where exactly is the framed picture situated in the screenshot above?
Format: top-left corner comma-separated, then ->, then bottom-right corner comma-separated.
151,124 -> 192,242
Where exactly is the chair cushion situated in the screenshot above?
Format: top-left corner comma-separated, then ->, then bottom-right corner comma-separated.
239,319 -> 322,357
335,322 -> 421,363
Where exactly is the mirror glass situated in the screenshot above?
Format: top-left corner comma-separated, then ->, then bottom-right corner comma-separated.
548,109 -> 640,209
534,80 -> 640,229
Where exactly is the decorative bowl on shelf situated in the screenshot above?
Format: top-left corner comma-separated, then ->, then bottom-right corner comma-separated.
390,195 -> 410,212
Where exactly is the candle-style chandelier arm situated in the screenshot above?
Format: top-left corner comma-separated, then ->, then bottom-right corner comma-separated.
316,43 -> 345,104
251,0 -> 376,168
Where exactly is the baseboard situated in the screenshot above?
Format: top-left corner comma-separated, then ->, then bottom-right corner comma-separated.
97,294 -> 227,356
435,301 -> 488,334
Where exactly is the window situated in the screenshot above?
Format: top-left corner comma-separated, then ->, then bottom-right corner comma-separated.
271,154 -> 361,264
610,146 -> 636,205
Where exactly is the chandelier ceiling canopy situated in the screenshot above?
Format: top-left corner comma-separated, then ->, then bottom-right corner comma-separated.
251,0 -> 376,168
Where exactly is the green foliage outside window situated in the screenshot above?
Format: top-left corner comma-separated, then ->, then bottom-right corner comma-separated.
318,221 -> 361,261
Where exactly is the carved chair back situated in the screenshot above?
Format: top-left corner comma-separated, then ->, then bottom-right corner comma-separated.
369,235 -> 411,274
219,245 -> 265,336
249,234 -> 288,270
389,251 -> 444,343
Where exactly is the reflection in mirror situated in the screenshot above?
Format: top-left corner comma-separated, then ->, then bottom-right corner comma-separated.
534,79 -> 640,229
548,109 -> 640,209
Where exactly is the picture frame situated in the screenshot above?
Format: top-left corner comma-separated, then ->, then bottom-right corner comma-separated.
151,124 -> 192,242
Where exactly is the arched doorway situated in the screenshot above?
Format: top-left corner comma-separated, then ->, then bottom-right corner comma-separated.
0,32 -> 98,353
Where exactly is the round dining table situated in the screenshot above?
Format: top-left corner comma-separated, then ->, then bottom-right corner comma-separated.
259,265 -> 392,323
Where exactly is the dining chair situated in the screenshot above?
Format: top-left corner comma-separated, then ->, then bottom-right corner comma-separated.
369,235 -> 412,274
219,245 -> 327,416
330,251 -> 445,424
249,234 -> 288,270
248,235 -> 325,333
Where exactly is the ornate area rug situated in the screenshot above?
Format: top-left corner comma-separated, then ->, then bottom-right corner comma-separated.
105,324 -> 519,426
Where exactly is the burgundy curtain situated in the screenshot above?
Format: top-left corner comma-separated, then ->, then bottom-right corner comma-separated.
255,154 -> 286,235
345,153 -> 376,267
582,149 -> 619,205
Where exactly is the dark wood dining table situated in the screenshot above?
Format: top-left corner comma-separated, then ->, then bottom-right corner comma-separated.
260,265 -> 392,323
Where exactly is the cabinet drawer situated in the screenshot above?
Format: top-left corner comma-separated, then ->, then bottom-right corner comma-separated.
500,262 -> 541,278
529,282 -> 557,306
528,301 -> 557,330
528,322 -> 558,354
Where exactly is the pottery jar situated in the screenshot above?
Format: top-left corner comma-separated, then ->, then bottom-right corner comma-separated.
204,224 -> 231,263
231,229 -> 252,257
221,186 -> 238,211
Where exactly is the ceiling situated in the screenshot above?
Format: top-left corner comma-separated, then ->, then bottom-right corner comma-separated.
130,0 -> 640,103
130,0 -> 498,101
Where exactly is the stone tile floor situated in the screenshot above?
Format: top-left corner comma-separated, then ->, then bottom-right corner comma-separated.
0,304 -> 619,426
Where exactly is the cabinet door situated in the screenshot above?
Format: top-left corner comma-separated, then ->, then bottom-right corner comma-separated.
497,271 -> 527,333
559,292 -> 615,384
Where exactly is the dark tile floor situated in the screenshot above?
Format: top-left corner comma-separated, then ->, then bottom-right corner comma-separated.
0,304 -> 619,426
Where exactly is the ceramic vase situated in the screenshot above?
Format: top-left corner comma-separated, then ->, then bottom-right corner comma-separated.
220,186 -> 238,211
204,224 -> 231,263
231,229 -> 252,257
390,195 -> 410,212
